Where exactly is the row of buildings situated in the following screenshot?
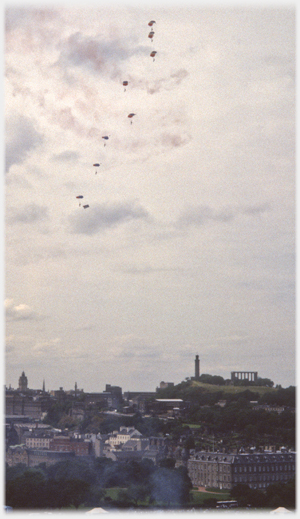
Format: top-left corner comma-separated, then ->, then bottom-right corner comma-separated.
6,421 -> 296,492
6,425 -> 174,469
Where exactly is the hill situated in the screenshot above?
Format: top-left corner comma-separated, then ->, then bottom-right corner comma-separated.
155,379 -> 295,408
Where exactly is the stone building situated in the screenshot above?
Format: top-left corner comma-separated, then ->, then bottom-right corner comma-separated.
6,445 -> 29,467
6,445 -> 76,468
18,371 -> 28,391
24,430 -> 54,450
49,435 -> 92,456
187,451 -> 296,490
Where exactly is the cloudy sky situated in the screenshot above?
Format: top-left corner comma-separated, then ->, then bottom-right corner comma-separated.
4,2 -> 295,393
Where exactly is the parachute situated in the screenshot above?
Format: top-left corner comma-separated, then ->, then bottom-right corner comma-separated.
148,20 -> 156,27
150,51 -> 157,61
148,31 -> 155,42
93,163 -> 100,174
76,195 -> 83,206
128,113 -> 136,124
123,81 -> 128,91
102,136 -> 109,147
83,205 -> 89,209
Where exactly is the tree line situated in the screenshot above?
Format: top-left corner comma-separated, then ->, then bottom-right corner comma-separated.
6,457 -> 192,510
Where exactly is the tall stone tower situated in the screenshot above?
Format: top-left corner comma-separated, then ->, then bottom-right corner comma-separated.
195,355 -> 200,380
18,371 -> 28,391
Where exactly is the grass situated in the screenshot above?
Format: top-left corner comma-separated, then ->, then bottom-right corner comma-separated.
191,488 -> 230,505
104,487 -> 124,500
183,423 -> 202,429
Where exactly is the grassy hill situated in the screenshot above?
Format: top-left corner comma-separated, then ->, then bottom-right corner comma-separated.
155,379 -> 295,407
190,380 -> 277,396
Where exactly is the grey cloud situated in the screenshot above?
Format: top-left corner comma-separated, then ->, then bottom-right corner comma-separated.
57,32 -> 143,75
147,68 -> 188,95
68,200 -> 149,235
170,69 -> 189,84
6,114 -> 43,172
117,263 -> 186,275
177,203 -> 270,227
160,133 -> 190,148
51,151 -> 80,162
6,7 -> 58,33
242,202 -> 270,215
177,205 -> 234,227
7,203 -> 48,225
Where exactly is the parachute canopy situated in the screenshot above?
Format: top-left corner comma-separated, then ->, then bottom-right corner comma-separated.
76,196 -> 84,199
83,205 -> 89,209
148,20 -> 156,26
123,81 -> 128,86
148,31 -> 155,39
150,51 -> 157,57
93,163 -> 100,167
128,113 -> 136,118
102,136 -> 109,140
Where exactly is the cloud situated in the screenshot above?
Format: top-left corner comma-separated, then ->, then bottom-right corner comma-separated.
68,200 -> 149,235
5,299 -> 39,321
7,203 -> 48,225
146,69 -> 188,94
176,203 -> 270,228
160,132 -> 190,148
6,114 -> 43,172
51,150 -> 80,162
57,32 -> 143,78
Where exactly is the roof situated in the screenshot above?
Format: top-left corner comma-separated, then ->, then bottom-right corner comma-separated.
155,399 -> 183,402
189,452 -> 296,464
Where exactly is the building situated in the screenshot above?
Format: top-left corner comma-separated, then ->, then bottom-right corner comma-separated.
24,430 -> 53,450
231,371 -> 258,383
6,444 -> 76,468
6,445 -> 29,467
149,399 -> 186,417
18,371 -> 28,391
105,426 -> 143,448
158,381 -> 174,390
49,435 -> 92,456
187,451 -> 296,491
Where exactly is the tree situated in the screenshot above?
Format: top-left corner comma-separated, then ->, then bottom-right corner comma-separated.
150,466 -> 192,507
159,458 -> 176,469
126,484 -> 149,506
6,468 -> 47,509
63,478 -> 90,508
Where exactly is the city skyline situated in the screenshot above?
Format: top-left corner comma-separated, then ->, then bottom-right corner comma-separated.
5,3 -> 295,392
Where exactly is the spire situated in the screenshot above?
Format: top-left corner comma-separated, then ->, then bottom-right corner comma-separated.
43,379 -> 45,392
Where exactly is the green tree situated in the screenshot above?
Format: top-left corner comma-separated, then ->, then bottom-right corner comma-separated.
150,466 -> 192,507
63,478 -> 90,508
126,483 -> 149,506
6,468 -> 47,509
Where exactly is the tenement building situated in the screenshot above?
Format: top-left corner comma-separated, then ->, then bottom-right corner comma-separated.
187,451 -> 295,490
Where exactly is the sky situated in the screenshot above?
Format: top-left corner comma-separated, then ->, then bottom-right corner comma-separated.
4,1 -> 295,393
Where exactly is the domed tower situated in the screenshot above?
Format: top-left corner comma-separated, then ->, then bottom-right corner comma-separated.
18,371 -> 28,391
